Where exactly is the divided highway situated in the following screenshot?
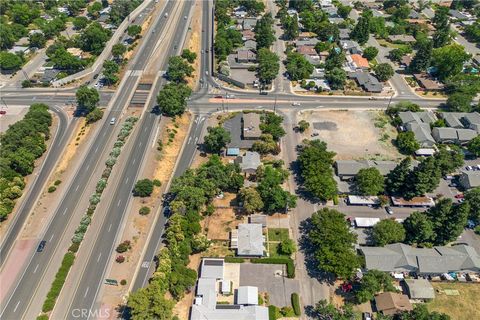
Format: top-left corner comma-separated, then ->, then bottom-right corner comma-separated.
0,1 -> 176,318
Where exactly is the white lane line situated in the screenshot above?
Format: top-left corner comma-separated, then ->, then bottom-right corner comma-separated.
132,158 -> 136,165
125,177 -> 129,184
49,234 -> 54,242
139,141 -> 143,147
94,146 -> 99,153
13,301 -> 20,313
84,287 -> 89,298
151,125 -> 160,148
103,131 -> 106,137
188,137 -> 192,144
85,164 -> 90,171
97,253 -> 102,263
33,264 -> 39,274
117,199 -> 121,207
62,207 -> 68,216
108,224 -> 112,232
75,184 -> 80,191
144,126 -> 147,132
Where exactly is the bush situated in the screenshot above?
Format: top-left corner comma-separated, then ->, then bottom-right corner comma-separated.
139,206 -> 151,215
133,179 -> 154,197
86,107 -> 104,124
110,147 -> 121,158
22,80 -> 33,88
102,167 -> 112,179
54,180 -> 62,186
71,232 -> 84,244
96,178 -> 107,193
116,240 -> 131,253
251,257 -> 295,278
114,140 -> 124,148
152,179 -> 162,187
48,186 -> 57,193
224,257 -> 245,263
120,279 -> 127,285
116,255 -> 125,263
475,225 -> 480,235
89,193 -> 101,205
36,314 -> 49,320
291,293 -> 301,316
68,242 -> 80,253
105,157 -> 117,167
268,305 -> 280,320
42,252 -> 75,312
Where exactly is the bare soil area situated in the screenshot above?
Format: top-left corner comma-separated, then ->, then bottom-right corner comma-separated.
298,110 -> 402,161
186,1 -> 202,90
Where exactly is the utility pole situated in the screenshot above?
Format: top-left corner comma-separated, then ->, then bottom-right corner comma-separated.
387,92 -> 394,109
273,95 -> 277,114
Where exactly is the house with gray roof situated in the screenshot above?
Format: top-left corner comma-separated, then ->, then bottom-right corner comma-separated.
348,71 -> 383,93
238,18 -> 258,30
236,50 -> 256,63
231,223 -> 265,257
360,243 -> 480,275
404,279 -> 435,300
295,38 -> 320,47
339,28 -> 350,40
235,151 -> 261,175
459,171 -> 480,189
432,127 -> 477,145
399,111 -> 437,147
242,113 -> 261,140
340,40 -> 362,54
449,9 -> 471,20
191,258 -> 268,320
335,160 -> 398,180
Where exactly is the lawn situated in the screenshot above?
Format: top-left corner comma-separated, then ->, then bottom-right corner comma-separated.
268,242 -> 290,258
268,228 -> 289,242
376,39 -> 410,50
427,282 -> 480,320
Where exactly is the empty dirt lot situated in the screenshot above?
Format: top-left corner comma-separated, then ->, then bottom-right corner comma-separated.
298,110 -> 402,160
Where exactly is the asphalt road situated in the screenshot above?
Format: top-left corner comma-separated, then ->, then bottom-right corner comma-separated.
0,105 -> 70,266
0,0 -> 177,318
64,2 -> 195,318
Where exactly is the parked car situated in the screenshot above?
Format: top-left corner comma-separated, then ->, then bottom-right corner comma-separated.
0,110 -> 6,115
466,166 -> 473,170
311,132 -> 319,137
37,240 -> 46,252
454,194 -> 464,199
292,102 -> 300,106
385,206 -> 394,215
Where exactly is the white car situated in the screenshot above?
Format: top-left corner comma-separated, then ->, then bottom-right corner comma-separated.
292,102 -> 300,106
110,117 -> 116,125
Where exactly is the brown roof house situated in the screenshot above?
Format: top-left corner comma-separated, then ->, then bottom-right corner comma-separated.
375,292 -> 413,316
414,73 -> 444,91
242,113 -> 262,140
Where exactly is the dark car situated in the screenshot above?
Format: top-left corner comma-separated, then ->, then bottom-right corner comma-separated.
385,206 -> 394,215
37,240 -> 47,252
214,95 -> 223,99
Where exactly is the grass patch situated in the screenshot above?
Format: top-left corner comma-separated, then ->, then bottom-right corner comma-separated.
268,228 -> 289,242
376,39 -> 410,50
427,282 -> 480,320
268,242 -> 290,258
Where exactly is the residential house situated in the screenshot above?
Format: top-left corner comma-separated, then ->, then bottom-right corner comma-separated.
236,50 -> 256,63
241,30 -> 255,41
400,55 -> 413,68
191,258 -> 268,320
458,171 -> 480,189
328,17 -> 345,24
242,40 -> 257,50
432,127 -> 477,144
235,151 -> 261,175
339,28 -> 350,40
360,243 -> 480,275
441,112 -> 480,133
348,71 -> 383,93
375,292 -> 413,316
335,160 -> 398,181
297,45 -> 320,64
388,35 -> 416,43
8,46 -> 30,55
399,111 -> 437,147
449,9 -> 471,20
28,29 -> 44,36
404,279 -> 435,300
224,113 -> 261,149
408,10 -> 421,19
320,0 -> 333,7
238,18 -> 258,31
287,8 -> 298,16
295,38 -> 320,47
40,69 -> 61,84
414,73 -> 444,91
231,223 -> 265,257
340,40 -> 362,54
303,79 -> 331,91
310,68 -> 325,79
248,215 -> 267,227
347,54 -> 369,70
242,113 -> 262,140
234,7 -> 247,18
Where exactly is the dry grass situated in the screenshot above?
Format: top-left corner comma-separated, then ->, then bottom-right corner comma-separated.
427,282 -> 480,320
172,253 -> 202,319
55,118 -> 90,175
186,1 -> 202,89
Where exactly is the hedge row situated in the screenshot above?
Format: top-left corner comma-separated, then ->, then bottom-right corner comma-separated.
291,292 -> 301,316
41,252 -> 75,312
37,117 -> 139,318
268,305 -> 278,320
250,257 -> 295,278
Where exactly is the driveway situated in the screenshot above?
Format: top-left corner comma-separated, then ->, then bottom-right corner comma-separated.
240,263 -> 300,307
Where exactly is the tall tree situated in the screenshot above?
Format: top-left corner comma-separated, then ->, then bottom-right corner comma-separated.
75,85 -> 99,113
403,211 -> 434,245
351,12 -> 371,45
386,157 -> 411,195
166,56 -> 194,83
355,167 -> 385,195
238,187 -> 264,213
285,52 -> 314,81
257,48 -> 279,86
405,157 -> 441,199
255,12 -> 275,50
356,270 -> 396,303
325,67 -> 347,90
203,126 -> 231,153
374,63 -> 394,81
372,219 -> 406,246
282,14 -> 299,40
427,199 -> 469,245
464,187 -> 480,224
409,39 -> 432,73
156,83 -> 192,116
431,43 -> 471,80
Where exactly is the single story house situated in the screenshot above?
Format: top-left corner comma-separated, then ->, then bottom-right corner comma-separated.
375,292 -> 413,316
360,243 -> 480,275
235,151 -> 261,175
248,214 -> 267,227
40,69 -> 61,83
295,38 -> 320,47
404,279 -> 435,300
400,55 -> 413,68
310,68 -> 325,79
231,223 -> 265,257
348,71 -> 383,93
390,196 -> 435,207
347,54 -> 369,70
8,46 -> 30,55
236,286 -> 258,305
303,79 -> 331,91
458,171 -> 480,189
242,30 -> 255,41
238,18 -> 258,30
399,111 -> 437,147
414,73 -> 444,91
335,160 -> 397,180
388,35 -> 416,43
449,9 -> 471,20
242,40 -> 257,50
432,127 -> 477,145
340,40 -> 362,54
440,112 -> 480,133
236,50 -> 256,63
297,45 -> 318,56
339,28 -> 350,40
224,113 -> 260,149
242,113 -> 262,140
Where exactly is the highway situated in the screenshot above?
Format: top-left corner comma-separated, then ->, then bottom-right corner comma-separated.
63,2 -> 195,318
0,0 -> 177,318
0,105 -> 70,267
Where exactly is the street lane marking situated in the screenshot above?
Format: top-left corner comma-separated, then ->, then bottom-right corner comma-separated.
62,207 -> 68,216
84,287 -> 89,298
141,261 -> 150,268
132,158 -> 136,164
125,177 -> 129,184
97,253 -> 102,263
117,199 -> 121,207
33,264 -> 39,274
108,224 -> 112,232
144,127 -> 147,132
103,131 -> 106,137
13,301 -> 20,313
139,141 -> 143,147
75,184 -> 80,191
94,146 -> 99,153
85,164 -> 90,171
49,234 -> 54,242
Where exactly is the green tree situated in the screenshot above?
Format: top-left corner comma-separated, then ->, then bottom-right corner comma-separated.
156,83 -> 192,116
356,270 -> 396,303
103,60 -> 120,85
85,107 -> 103,124
0,52 -> 22,70
76,85 -> 99,113
255,12 -> 275,50
404,211 -> 434,245
28,33 -> 46,48
297,140 -> 337,201
73,16 -> 89,30
8,3 -> 40,26
112,43 -> 127,60
308,208 -> 359,279
282,14 -> 299,40
127,25 -> 142,38
464,187 -> 480,224
467,136 -> 480,157
409,39 -> 432,72
181,49 -> 197,63
0,24 -> 16,49
238,187 -> 264,213
312,300 -> 355,319
279,239 -> 297,255
259,112 -> 285,141
166,56 -> 194,83
337,4 -> 352,19
257,166 -> 296,213
427,198 -> 469,245
315,21 -> 339,42
355,167 -> 385,195
133,179 -> 154,197
431,44 -> 471,80
396,131 -> 419,154
297,120 -> 309,132
397,304 -> 451,320
79,22 -> 111,55
362,46 -> 378,61
257,48 -> 279,85
325,67 -> 347,90
351,13 -> 370,45
127,282 -> 174,320
405,157 -> 441,199
325,47 -> 346,71
433,146 -> 464,176
372,219 -> 406,246
445,92 -> 474,112
286,52 -> 314,81
386,157 -> 412,195
203,126 -> 231,153
374,63 -> 394,81
49,47 -> 85,71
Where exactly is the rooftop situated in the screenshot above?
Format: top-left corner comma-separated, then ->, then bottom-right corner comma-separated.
237,223 -> 264,256
375,292 -> 413,315
235,151 -> 261,173
404,278 -> 435,300
242,113 -> 261,139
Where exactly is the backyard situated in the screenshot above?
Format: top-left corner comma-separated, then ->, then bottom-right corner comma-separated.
427,282 -> 480,320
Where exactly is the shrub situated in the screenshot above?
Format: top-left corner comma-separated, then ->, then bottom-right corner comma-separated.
120,279 -> 127,285
116,255 -> 125,263
105,157 -> 117,167
68,242 -> 80,253
75,224 -> 88,234
224,257 -> 245,263
152,179 -> 161,187
80,215 -> 91,226
116,240 -> 131,253
71,232 -> 84,244
86,107 -> 103,124
96,178 -> 107,193
102,167 -> 112,179
133,179 -> 154,197
110,147 -> 121,158
258,294 -> 264,305
291,293 -> 301,316
48,186 -> 57,193
89,193 -> 101,205
41,252 -> 75,312
268,305 -> 280,320
54,180 -> 62,186
139,206 -> 151,215
36,314 -> 49,320
114,140 -> 124,148
475,225 -> 480,235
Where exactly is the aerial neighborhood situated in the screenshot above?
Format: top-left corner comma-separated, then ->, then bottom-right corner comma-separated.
1,1 -> 480,320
